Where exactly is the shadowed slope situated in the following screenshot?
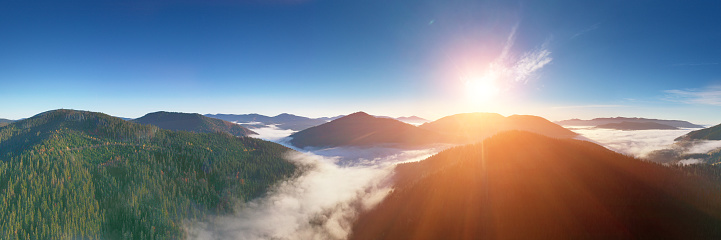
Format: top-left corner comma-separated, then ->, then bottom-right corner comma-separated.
676,122 -> 721,141
352,131 -> 721,240
135,111 -> 256,136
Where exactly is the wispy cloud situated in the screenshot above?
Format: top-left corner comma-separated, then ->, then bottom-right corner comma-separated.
571,22 -> 601,39
664,86 -> 721,106
490,24 -> 553,84
672,62 -> 721,66
551,104 -> 627,110
512,41 -> 553,83
499,23 -> 519,60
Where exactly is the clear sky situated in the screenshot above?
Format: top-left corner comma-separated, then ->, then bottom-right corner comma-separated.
2,0 -> 720,124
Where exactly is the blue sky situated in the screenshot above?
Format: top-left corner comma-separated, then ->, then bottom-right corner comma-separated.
1,0 -> 720,124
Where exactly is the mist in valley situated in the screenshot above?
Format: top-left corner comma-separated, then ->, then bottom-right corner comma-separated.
187,124 -> 449,239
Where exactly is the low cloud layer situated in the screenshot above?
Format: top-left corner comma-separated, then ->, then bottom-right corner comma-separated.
570,127 -> 721,164
570,127 -> 696,158
247,124 -> 297,142
188,133 -> 448,239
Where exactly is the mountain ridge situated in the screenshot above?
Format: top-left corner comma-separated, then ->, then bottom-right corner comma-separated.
289,112 -> 452,148
0,109 -> 298,239
557,117 -> 703,128
596,121 -> 678,130
135,111 -> 256,136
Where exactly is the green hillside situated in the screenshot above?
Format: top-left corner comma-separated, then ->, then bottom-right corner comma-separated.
0,109 -> 297,239
134,111 -> 256,137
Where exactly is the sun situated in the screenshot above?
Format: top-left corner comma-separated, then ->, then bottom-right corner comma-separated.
464,72 -> 501,103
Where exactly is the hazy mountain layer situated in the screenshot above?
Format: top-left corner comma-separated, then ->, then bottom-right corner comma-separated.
135,111 -> 256,136
352,131 -> 721,240
595,121 -> 678,130
289,112 -> 452,148
419,113 -> 577,142
0,109 -> 297,239
205,113 -> 327,131
557,117 -> 703,128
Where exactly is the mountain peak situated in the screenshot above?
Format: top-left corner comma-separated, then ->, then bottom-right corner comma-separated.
345,111 -> 373,118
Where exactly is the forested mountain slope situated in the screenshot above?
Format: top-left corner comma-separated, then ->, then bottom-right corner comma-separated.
352,131 -> 721,240
676,122 -> 721,141
134,111 -> 256,136
0,109 -> 297,239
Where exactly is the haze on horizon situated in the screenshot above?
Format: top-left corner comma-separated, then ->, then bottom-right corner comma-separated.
1,0 -> 720,124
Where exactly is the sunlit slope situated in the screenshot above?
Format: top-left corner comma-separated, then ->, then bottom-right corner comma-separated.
289,112 -> 453,148
0,109 -> 297,239
134,111 -> 256,136
352,131 -> 721,240
419,113 -> 577,143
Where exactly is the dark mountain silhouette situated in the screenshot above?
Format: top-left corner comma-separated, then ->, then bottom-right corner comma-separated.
352,131 -> 721,240
419,113 -> 577,142
676,123 -> 721,141
596,121 -> 678,130
289,112 -> 452,148
205,113 -> 328,131
135,111 -> 256,136
0,109 -> 297,239
557,117 -> 703,128
0,118 -> 12,127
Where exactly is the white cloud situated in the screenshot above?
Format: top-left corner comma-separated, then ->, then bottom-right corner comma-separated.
187,144 -> 449,240
247,124 -> 297,142
490,23 -> 553,84
678,158 -> 704,166
550,104 -> 627,109
571,22 -> 601,39
511,44 -> 553,83
672,62 -> 720,66
664,86 -> 721,106
570,127 -> 697,158
571,127 -> 721,164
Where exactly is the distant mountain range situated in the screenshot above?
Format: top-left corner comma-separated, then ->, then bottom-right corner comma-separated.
206,113 -> 429,131
595,121 -> 678,130
135,111 -> 256,136
557,117 -> 703,128
351,131 -> 721,239
205,113 -> 328,131
289,112 -> 576,149
420,113 -> 577,142
289,112 -> 449,148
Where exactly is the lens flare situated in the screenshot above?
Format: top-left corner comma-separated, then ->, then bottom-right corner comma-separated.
464,72 -> 500,103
